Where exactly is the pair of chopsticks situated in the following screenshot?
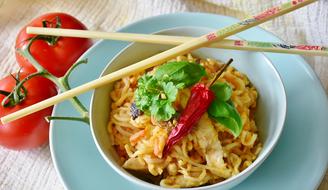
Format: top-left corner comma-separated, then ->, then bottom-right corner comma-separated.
1,0 -> 318,124
27,27 -> 328,56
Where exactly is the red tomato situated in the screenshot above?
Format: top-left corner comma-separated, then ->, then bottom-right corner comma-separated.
0,72 -> 57,150
15,13 -> 93,77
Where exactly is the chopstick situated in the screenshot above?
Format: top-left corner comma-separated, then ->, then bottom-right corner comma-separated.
0,0 -> 317,124
27,27 -> 328,56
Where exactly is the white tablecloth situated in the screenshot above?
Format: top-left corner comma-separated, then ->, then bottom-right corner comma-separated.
0,0 -> 327,189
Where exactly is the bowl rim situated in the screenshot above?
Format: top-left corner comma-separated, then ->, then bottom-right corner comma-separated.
89,26 -> 287,190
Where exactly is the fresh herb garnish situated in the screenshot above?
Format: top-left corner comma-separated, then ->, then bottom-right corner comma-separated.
208,82 -> 242,137
148,81 -> 178,121
162,59 -> 233,157
154,61 -> 206,87
135,61 -> 206,121
210,82 -> 232,101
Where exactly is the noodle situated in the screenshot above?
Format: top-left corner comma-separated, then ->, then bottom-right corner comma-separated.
108,54 -> 262,188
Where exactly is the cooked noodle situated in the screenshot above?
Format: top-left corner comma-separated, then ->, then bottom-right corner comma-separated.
108,54 -> 262,188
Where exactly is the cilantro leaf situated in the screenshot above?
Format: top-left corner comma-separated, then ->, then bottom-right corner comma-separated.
135,74 -> 158,112
149,81 -> 178,121
150,98 -> 176,121
162,81 -> 178,102
135,61 -> 207,121
135,76 -> 179,121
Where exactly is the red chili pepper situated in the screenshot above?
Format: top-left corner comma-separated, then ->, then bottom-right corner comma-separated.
162,59 -> 233,157
162,83 -> 215,156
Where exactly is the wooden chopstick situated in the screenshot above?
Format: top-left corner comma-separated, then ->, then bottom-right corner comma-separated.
0,0 -> 317,124
27,27 -> 328,56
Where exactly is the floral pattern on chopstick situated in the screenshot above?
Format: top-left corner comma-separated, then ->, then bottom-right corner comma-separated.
292,0 -> 305,5
209,0 -> 314,42
233,40 -> 328,52
295,45 -> 327,51
254,7 -> 281,21
206,33 -> 217,41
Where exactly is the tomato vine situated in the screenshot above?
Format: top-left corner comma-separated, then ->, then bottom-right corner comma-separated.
15,28 -> 90,124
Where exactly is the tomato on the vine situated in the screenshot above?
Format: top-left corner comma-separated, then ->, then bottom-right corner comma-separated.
0,72 -> 57,150
15,13 -> 93,77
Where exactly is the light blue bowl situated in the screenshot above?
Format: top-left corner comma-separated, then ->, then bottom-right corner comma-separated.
90,27 -> 287,190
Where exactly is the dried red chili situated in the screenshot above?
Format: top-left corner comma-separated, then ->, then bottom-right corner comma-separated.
162,83 -> 215,156
162,59 -> 233,157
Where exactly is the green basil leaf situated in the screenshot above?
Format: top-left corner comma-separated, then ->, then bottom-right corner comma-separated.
155,61 -> 188,79
208,99 -> 242,137
210,82 -> 232,101
227,103 -> 242,129
212,117 -> 241,137
225,100 -> 242,129
154,61 -> 206,87
208,99 -> 230,118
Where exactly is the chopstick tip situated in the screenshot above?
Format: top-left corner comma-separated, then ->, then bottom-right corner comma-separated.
0,117 -> 5,125
26,26 -> 32,34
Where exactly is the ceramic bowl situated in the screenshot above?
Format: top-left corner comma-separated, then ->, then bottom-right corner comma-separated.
90,26 -> 287,190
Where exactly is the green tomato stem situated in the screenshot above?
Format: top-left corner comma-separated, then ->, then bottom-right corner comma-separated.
62,59 -> 88,82
0,90 -> 10,96
57,77 -> 89,115
15,38 -> 90,124
12,71 -> 44,104
45,116 -> 89,124
16,42 -> 45,72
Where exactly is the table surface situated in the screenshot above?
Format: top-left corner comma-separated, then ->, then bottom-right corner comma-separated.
0,0 -> 327,189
